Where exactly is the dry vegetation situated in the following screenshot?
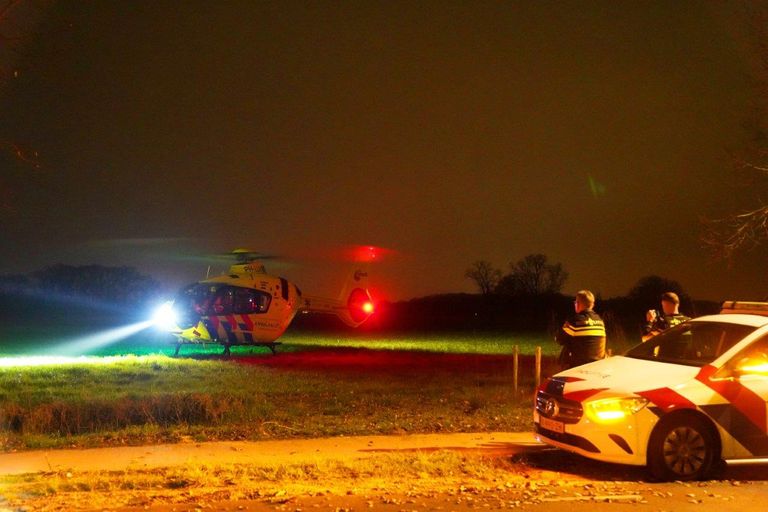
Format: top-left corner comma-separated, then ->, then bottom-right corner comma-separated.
0,450 -> 638,511
0,347 -> 556,451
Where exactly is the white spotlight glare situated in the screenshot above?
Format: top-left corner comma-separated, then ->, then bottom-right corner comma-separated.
152,301 -> 179,331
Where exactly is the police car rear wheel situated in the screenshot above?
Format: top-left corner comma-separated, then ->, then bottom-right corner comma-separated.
648,415 -> 716,481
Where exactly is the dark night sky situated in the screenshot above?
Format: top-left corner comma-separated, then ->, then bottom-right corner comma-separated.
1,0 -> 766,302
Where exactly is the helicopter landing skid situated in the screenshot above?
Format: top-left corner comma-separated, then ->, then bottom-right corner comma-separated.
172,340 -> 282,357
222,342 -> 282,357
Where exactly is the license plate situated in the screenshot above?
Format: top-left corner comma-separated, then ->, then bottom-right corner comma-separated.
539,415 -> 565,434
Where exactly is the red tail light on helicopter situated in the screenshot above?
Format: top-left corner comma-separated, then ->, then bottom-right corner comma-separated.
348,287 -> 375,324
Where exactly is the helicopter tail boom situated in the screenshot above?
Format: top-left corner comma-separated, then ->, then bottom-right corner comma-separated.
301,265 -> 374,326
301,287 -> 374,327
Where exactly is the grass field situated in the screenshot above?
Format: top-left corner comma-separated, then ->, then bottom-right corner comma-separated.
282,331 -> 559,355
0,324 -> 562,452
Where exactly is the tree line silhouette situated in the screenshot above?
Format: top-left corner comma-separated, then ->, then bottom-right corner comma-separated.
0,258 -> 721,344
299,255 -> 721,346
0,264 -> 161,322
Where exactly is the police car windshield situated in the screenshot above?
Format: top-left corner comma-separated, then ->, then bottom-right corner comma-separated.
625,321 -> 757,367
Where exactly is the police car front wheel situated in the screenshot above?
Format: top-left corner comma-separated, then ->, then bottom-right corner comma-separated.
647,414 -> 718,481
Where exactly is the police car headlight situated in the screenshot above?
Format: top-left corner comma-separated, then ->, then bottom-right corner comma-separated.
152,301 -> 179,331
584,397 -> 649,424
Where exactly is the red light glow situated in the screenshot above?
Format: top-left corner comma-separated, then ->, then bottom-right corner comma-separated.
346,245 -> 396,263
347,288 -> 375,324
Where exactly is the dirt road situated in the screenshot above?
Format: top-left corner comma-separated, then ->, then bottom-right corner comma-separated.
0,432 -> 539,475
1,432 -> 767,511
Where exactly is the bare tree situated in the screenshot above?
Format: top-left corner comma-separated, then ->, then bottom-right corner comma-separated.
703,2 -> 768,258
1,0 -> 48,212
0,0 -> 41,83
464,260 -> 501,295
702,200 -> 768,259
628,275 -> 687,309
497,253 -> 568,296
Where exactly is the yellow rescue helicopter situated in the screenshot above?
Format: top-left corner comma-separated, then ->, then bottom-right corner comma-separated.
152,249 -> 374,355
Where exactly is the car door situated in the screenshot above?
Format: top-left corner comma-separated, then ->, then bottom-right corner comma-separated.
706,335 -> 768,459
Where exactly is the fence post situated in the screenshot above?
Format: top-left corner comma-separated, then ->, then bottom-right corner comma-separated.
513,344 -> 519,397
535,346 -> 542,390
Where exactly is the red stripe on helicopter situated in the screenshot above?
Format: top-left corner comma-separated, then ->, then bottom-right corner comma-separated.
205,316 -> 222,341
240,314 -> 254,332
636,387 -> 696,413
696,365 -> 767,432
226,315 -> 238,331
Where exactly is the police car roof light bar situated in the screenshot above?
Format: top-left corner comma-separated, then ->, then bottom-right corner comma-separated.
720,301 -> 768,316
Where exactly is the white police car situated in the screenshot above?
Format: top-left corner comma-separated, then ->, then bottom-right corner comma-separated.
534,301 -> 768,481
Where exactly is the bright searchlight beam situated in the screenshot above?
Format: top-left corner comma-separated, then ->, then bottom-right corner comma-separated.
0,355 -> 131,368
53,319 -> 154,356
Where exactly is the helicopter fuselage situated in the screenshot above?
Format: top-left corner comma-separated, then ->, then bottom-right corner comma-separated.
155,260 -> 372,355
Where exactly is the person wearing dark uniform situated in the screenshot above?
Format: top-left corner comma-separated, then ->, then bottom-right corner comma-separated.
556,290 -> 606,369
642,291 -> 690,342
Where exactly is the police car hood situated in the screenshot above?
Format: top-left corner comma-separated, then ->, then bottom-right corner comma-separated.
553,356 -> 701,396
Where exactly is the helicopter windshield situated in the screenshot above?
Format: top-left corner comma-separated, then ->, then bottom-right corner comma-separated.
175,283 -> 271,326
624,320 -> 756,367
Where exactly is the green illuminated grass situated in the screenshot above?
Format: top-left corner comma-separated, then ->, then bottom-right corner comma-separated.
0,324 -> 558,358
281,331 -> 559,356
0,322 -> 562,451
0,344 -> 559,451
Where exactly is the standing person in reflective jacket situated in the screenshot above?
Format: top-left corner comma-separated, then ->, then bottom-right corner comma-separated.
556,290 -> 606,369
641,291 -> 690,341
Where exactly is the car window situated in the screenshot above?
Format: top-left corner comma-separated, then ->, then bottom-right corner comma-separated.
625,321 -> 757,367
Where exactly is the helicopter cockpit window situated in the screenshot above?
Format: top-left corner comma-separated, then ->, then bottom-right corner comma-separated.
212,287 -> 235,315
176,284 -> 271,318
232,287 -> 271,314
174,284 -> 220,327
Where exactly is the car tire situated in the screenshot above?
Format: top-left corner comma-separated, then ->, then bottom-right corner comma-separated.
647,414 -> 718,481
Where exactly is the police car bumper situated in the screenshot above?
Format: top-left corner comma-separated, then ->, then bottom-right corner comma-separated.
533,396 -> 657,466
